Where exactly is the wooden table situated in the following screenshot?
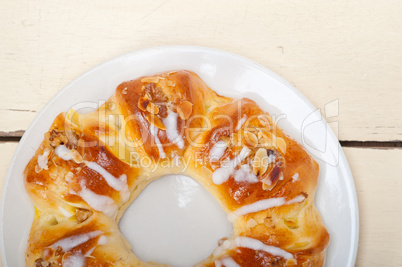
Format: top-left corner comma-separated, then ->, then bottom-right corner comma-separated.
1,1 -> 401,266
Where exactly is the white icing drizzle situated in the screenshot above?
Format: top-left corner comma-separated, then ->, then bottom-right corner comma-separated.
85,161 -> 130,202
51,230 -> 102,252
268,153 -> 276,164
209,140 -> 227,162
230,195 -> 306,220
76,180 -> 117,217
215,257 -> 240,267
286,194 -> 306,205
212,147 -> 251,185
55,145 -> 73,161
292,173 -> 299,182
234,164 -> 258,183
235,236 -> 293,260
149,124 -> 166,159
62,254 -> 85,267
163,110 -> 184,149
54,144 -> 130,205
235,116 -> 247,131
98,235 -> 108,245
37,149 -> 50,170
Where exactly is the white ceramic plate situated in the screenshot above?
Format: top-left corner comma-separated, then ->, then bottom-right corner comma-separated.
0,46 -> 358,266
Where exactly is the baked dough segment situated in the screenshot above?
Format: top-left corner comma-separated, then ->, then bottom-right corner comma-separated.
186,97 -> 329,266
24,70 -> 329,266
112,70 -> 219,162
24,113 -> 140,218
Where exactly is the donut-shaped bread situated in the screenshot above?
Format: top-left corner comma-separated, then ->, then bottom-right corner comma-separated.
24,70 -> 329,266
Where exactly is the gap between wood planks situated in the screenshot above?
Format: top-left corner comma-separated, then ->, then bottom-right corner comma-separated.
0,133 -> 401,149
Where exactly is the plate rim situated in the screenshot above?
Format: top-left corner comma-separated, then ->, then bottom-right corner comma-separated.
0,45 -> 359,266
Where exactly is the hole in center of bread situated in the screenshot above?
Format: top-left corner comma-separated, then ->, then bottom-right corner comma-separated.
119,174 -> 233,266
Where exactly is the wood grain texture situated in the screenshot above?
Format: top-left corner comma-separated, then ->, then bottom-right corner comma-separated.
0,0 -> 401,141
343,147 -> 402,267
1,143 -> 402,266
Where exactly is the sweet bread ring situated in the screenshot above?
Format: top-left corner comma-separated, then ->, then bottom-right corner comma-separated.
24,70 -> 329,266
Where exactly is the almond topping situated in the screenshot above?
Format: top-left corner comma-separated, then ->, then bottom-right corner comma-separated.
177,101 -> 193,120
141,77 -> 161,83
276,137 -> 286,154
244,131 -> 258,147
258,114 -> 272,125
34,165 -> 42,173
286,259 -> 298,266
146,102 -> 159,114
284,218 -> 299,229
122,87 -> 128,94
264,216 -> 275,228
230,133 -> 242,147
48,167 -> 58,179
246,218 -> 258,228
70,149 -> 83,164
145,113 -> 166,130
167,80 -> 176,87
173,92 -> 182,103
76,209 -> 93,223
138,96 -> 150,111
253,148 -> 269,176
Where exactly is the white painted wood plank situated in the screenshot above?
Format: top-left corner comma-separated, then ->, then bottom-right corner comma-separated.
0,142 -> 18,267
343,147 -> 402,267
0,0 -> 401,141
0,143 -> 18,198
0,143 -> 402,265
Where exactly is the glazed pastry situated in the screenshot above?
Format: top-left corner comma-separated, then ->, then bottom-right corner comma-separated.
24,70 -> 329,266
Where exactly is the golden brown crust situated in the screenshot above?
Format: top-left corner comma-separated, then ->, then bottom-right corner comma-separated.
24,70 -> 329,266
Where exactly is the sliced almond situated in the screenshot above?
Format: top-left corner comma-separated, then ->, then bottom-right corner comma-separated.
244,131 -> 258,147
167,80 -> 176,87
259,131 -> 274,142
173,92 -> 182,103
34,164 -> 42,173
138,96 -> 150,111
141,77 -> 161,83
263,216 -> 275,228
76,208 -> 93,223
262,178 -> 277,191
230,132 -> 242,147
48,166 -> 58,179
259,138 -> 271,147
284,218 -> 299,229
253,148 -> 268,176
276,137 -> 286,154
145,113 -> 166,130
122,87 -> 128,95
146,102 -> 159,114
286,259 -> 298,266
258,114 -> 272,126
177,101 -> 193,120
246,218 -> 258,228
70,149 -> 83,164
